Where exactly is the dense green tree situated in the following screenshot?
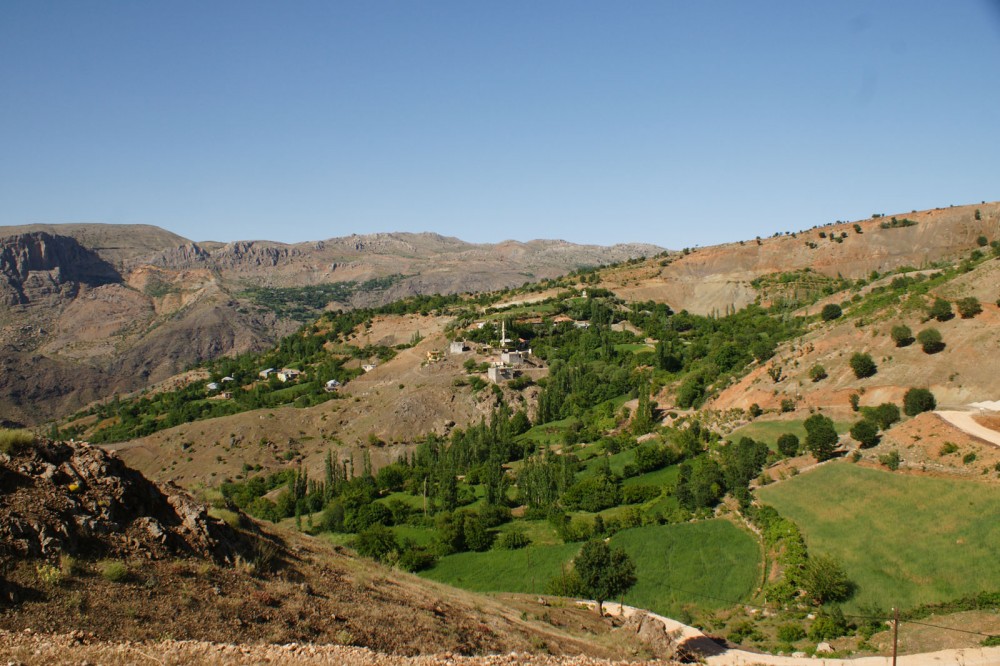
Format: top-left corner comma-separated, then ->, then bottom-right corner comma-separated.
573,540 -> 637,615
632,382 -> 655,435
802,555 -> 853,604
903,388 -> 936,416
864,402 -> 901,430
354,524 -> 399,563
463,512 -> 494,552
849,420 -> 880,448
675,456 -> 725,510
804,414 -> 839,461
721,437 -> 769,504
776,433 -> 800,457
849,352 -> 877,379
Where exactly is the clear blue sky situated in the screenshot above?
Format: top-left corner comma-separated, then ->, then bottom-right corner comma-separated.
1,1 -> 998,249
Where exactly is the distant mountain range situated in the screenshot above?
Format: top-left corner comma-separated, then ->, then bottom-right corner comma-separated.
0,223 -> 662,425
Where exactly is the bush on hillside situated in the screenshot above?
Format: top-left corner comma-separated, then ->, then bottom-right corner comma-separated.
917,328 -> 945,354
777,433 -> 800,457
808,364 -> 827,382
904,388 -> 936,416
820,303 -> 843,321
928,298 -> 953,322
849,352 -> 877,379
0,429 -> 35,455
957,297 -> 982,319
890,324 -> 914,347
850,420 -> 880,448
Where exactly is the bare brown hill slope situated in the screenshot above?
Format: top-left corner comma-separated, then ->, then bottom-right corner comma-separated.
0,224 -> 656,425
704,257 -> 1000,417
605,202 -> 999,315
0,438 -> 651,659
108,316 -> 531,490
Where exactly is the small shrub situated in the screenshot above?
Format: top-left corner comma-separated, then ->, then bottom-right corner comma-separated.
808,364 -> 827,382
777,623 -> 807,643
498,530 -> 531,550
809,606 -> 850,641
890,324 -> 913,347
963,452 -> 977,465
60,554 -> 80,577
0,429 -> 36,455
820,304 -> 843,321
36,563 -> 64,586
957,297 -> 982,319
100,560 -> 129,583
917,328 -> 944,354
928,298 -> 953,322
780,398 -> 796,413
938,442 -> 958,456
879,450 -> 901,471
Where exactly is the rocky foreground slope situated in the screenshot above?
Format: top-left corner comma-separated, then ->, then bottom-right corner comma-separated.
0,438 -> 678,661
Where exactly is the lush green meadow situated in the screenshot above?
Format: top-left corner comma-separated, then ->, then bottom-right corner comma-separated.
420,542 -> 582,595
729,418 -> 850,451
421,520 -> 761,616
609,521 -> 761,616
758,462 -> 1000,610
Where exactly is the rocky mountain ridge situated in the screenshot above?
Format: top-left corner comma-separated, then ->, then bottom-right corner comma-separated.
0,224 -> 660,425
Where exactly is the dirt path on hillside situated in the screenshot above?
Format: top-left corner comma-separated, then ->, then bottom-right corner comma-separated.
935,411 -> 1000,447
599,603 -> 1000,666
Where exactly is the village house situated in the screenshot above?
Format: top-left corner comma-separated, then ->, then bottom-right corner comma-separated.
206,382 -> 220,392
277,368 -> 301,382
487,363 -> 513,383
500,350 -> 525,367
259,368 -> 276,379
362,362 -> 377,373
449,340 -> 468,354
324,379 -> 341,392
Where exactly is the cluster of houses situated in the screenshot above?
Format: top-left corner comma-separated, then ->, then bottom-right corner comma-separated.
258,367 -> 302,382
451,320 -> 535,384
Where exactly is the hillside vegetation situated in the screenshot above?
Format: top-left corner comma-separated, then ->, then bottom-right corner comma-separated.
9,201 -> 1000,660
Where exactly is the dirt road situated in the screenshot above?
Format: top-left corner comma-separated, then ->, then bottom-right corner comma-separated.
599,602 -> 1000,666
935,411 -> 1000,447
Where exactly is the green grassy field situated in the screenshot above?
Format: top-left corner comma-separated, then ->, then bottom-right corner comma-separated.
758,462 -> 1000,610
623,464 -> 679,488
729,418 -> 851,451
422,520 -> 760,617
421,542 -> 582,595
609,521 -> 761,617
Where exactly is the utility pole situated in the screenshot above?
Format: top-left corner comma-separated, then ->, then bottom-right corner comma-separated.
892,606 -> 899,666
